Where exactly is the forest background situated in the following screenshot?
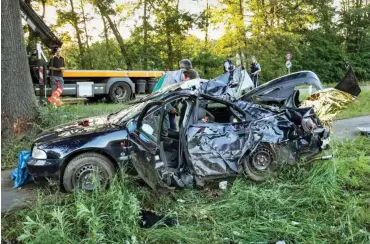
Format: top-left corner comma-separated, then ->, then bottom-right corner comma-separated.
24,0 -> 370,83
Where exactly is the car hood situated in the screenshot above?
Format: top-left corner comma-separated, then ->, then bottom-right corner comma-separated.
34,116 -> 117,144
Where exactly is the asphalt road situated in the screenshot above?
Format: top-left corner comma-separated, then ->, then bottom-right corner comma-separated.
1,115 -> 369,213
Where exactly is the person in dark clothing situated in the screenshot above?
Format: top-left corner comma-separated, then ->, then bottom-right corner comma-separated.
223,55 -> 234,74
179,59 -> 200,78
183,69 -> 199,80
250,56 -> 261,87
49,48 -> 65,91
166,69 -> 198,131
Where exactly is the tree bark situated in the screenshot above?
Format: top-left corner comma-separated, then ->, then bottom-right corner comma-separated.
143,0 -> 149,70
1,0 -> 38,137
41,0 -> 46,19
205,0 -> 209,47
99,9 -> 110,48
96,2 -> 132,69
69,0 -> 85,68
165,19 -> 174,70
80,0 -> 92,69
26,0 -> 36,55
238,0 -> 248,64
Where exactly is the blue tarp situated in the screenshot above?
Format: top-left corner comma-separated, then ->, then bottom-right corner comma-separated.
11,151 -> 32,188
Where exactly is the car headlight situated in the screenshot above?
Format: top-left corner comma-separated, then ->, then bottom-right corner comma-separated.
32,147 -> 47,159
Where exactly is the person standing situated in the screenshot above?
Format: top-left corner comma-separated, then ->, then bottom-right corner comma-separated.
250,56 -> 261,87
179,59 -> 199,78
223,55 -> 234,74
154,59 -> 198,131
49,47 -> 65,91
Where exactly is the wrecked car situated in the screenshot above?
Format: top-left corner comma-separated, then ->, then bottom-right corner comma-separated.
241,71 -> 323,106
27,67 -> 360,192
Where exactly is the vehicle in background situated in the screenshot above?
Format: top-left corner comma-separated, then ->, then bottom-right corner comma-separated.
21,0 -> 163,102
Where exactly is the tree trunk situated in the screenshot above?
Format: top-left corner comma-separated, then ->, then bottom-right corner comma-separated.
96,2 -> 132,69
165,20 -> 174,70
100,10 -> 110,48
69,0 -> 85,68
143,0 -> 149,70
238,0 -> 248,59
80,0 -> 92,69
105,15 -> 132,69
205,0 -> 209,47
41,0 -> 46,19
1,0 -> 38,137
26,0 -> 36,55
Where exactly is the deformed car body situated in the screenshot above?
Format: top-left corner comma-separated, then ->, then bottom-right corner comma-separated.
27,68 -> 360,192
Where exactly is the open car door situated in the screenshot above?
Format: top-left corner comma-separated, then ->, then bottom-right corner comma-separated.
129,101 -> 175,194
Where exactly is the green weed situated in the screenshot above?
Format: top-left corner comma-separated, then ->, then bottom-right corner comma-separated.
336,90 -> 370,119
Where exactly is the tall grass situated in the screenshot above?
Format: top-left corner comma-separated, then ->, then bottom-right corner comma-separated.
2,137 -> 370,243
336,89 -> 370,119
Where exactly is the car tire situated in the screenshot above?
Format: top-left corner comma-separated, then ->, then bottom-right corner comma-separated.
107,82 -> 132,103
63,152 -> 116,192
242,144 -> 278,182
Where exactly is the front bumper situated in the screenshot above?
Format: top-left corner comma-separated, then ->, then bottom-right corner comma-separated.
27,158 -> 62,181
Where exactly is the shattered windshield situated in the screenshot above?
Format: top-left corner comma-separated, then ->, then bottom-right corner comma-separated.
107,89 -> 174,125
106,70 -> 249,125
107,101 -> 150,125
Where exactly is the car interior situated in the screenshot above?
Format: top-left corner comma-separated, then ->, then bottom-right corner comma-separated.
139,95 -> 247,177
158,97 -> 244,170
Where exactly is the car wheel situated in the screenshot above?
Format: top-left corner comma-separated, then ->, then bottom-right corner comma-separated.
242,145 -> 278,181
63,153 -> 116,192
107,82 -> 132,103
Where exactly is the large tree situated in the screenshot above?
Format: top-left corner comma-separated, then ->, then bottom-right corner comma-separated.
1,0 -> 39,137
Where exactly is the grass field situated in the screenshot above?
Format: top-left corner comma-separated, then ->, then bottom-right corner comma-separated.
2,137 -> 370,243
336,89 -> 370,120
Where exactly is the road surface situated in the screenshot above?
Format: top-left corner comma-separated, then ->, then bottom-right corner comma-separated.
1,115 -> 369,213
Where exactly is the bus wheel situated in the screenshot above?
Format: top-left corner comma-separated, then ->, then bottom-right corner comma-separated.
107,82 -> 132,103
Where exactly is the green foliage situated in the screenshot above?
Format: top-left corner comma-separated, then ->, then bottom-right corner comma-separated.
7,175 -> 141,243
336,89 -> 370,120
28,0 -> 370,82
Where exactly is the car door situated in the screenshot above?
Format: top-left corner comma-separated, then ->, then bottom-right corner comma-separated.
128,96 -> 194,191
185,94 -> 254,178
128,101 -> 175,193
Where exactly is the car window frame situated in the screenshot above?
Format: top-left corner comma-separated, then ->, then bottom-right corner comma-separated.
197,93 -> 251,123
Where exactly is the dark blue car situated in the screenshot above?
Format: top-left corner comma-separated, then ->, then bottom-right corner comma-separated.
29,68 -> 357,193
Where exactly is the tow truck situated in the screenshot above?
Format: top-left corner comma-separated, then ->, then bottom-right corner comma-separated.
20,0 -> 163,102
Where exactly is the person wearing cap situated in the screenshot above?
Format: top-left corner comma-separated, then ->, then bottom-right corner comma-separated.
152,59 -> 199,130
179,59 -> 199,78
250,56 -> 261,87
164,70 -> 198,130
223,55 -> 234,74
